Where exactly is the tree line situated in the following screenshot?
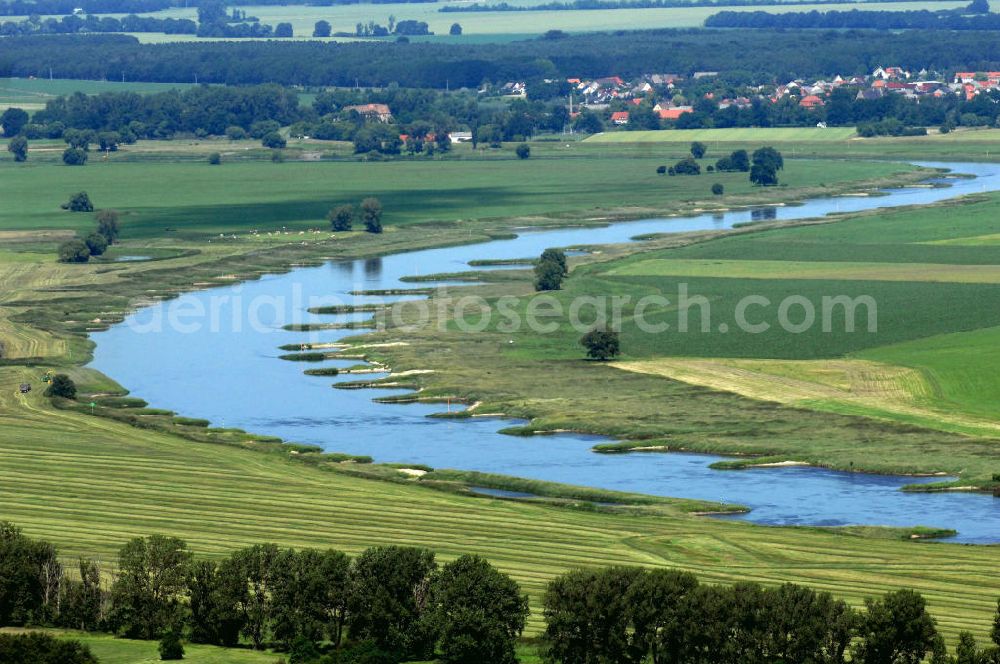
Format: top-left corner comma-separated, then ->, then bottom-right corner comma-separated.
705,7 -> 1000,31
542,565 -> 1000,664
0,0 -> 171,16
0,522 -> 529,663
6,521 -> 1000,663
10,30 -> 1000,90
441,0 -> 931,12
0,13 -> 196,36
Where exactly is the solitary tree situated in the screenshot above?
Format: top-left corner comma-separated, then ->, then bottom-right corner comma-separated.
750,163 -> 779,186
752,145 -> 784,171
96,209 -> 121,244
84,232 -> 108,257
262,131 -> 286,149
580,327 -> 620,360
515,143 -> 530,159
58,240 -> 91,263
533,249 -> 567,291
208,152 -> 221,165
7,136 -> 27,162
449,22 -> 462,35
0,107 -> 29,137
62,147 -> 88,166
44,374 -> 77,398
712,183 -> 724,196
313,19 -> 331,37
328,205 -> 354,232
690,140 -> 707,159
274,22 -> 293,37
62,192 -> 94,212
361,197 -> 383,233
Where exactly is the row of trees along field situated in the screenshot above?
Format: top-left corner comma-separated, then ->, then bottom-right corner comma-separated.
4,522 -> 1000,663
7,81 -> 1000,152
9,30 -> 1000,88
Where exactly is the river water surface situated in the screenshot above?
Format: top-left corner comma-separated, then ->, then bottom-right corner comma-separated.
90,162 -> 1000,543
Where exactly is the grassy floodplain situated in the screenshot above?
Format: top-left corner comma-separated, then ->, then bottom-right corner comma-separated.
1,138 -> 1000,661
0,141 -> 922,237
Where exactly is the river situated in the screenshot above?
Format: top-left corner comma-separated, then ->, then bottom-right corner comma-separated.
89,162 -> 1000,543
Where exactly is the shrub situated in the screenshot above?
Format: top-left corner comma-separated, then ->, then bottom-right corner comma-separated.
62,147 -> 88,165
58,240 -> 91,263
672,156 -> 701,175
208,152 -> 221,165
0,633 -> 97,664
262,131 -> 287,149
95,209 -> 120,244
158,631 -> 184,660
84,232 -> 109,256
656,165 -> 667,175
580,327 -> 620,360
515,143 -> 530,159
706,164 -> 715,172
62,192 -> 94,212
271,150 -> 286,163
712,183 -> 724,196
328,204 -> 354,232
45,374 -> 77,399
225,126 -> 247,140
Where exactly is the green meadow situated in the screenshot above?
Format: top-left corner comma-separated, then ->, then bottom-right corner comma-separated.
0,77 -> 195,112
0,149 -> 916,238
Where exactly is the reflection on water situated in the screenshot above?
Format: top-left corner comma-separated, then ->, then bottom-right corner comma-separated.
89,162 -> 1000,542
750,207 -> 778,221
364,257 -> 382,278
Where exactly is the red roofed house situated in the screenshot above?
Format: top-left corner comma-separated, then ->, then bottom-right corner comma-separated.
657,106 -> 693,120
954,72 -> 977,83
610,111 -> 630,125
344,103 -> 393,123
799,95 -> 825,109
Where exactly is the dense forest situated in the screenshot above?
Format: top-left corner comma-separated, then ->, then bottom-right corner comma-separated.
706,6 -> 1000,30
441,0 -> 938,12
5,30 -> 1000,88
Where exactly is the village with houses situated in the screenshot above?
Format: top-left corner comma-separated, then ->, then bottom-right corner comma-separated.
495,66 -> 1000,129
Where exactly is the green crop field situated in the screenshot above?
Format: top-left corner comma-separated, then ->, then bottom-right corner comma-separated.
0,77 -> 195,112
1,0 -> 973,43
0,148 -> 917,238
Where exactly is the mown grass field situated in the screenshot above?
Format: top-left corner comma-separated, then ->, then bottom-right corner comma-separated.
0,149 -> 917,238
589,127 -> 861,143
2,365 -> 1000,648
586,126 -> 1000,161
0,77 -> 194,112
